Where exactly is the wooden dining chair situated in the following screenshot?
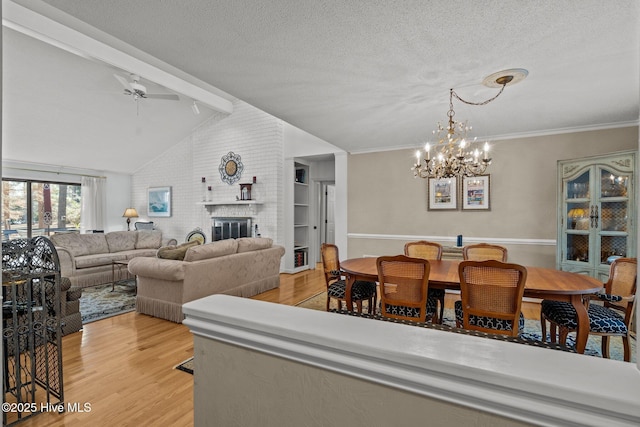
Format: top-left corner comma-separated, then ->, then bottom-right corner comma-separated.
320,243 -> 377,313
540,258 -> 636,361
462,243 -> 508,262
455,260 -> 527,336
404,240 -> 445,323
376,255 -> 435,323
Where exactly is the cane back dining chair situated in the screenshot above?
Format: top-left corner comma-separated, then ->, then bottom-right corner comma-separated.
540,257 -> 636,361
376,255 -> 436,323
455,260 -> 528,336
320,243 -> 377,313
462,243 -> 508,262
404,240 -> 445,323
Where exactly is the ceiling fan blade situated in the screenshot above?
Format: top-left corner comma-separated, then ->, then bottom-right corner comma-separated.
113,74 -> 133,91
145,93 -> 180,101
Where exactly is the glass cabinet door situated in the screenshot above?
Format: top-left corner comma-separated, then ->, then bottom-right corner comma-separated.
597,166 -> 630,266
563,170 -> 592,265
558,151 -> 635,280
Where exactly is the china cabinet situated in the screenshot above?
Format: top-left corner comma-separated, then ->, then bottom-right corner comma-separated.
557,151 -> 636,281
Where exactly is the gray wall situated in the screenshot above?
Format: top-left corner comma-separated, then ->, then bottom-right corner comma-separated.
347,126 -> 638,267
193,337 -> 533,427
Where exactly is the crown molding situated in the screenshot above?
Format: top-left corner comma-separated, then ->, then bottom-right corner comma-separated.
348,121 -> 639,155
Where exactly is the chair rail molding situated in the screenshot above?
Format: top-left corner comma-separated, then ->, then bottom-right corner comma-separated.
348,233 -> 556,246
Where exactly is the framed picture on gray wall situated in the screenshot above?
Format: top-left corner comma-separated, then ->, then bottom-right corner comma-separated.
148,186 -> 172,217
462,175 -> 490,210
428,177 -> 458,210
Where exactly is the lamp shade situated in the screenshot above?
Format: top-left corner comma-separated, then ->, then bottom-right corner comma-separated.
122,208 -> 139,218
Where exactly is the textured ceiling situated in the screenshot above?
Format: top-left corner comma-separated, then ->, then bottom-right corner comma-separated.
4,0 -> 639,174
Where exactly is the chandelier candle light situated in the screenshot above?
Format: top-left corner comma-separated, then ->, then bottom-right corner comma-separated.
412,69 -> 527,179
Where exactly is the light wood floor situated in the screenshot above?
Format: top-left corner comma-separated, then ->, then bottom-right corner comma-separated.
16,264 -> 540,426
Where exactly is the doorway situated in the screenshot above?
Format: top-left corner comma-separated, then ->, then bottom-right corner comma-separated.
320,182 -> 335,248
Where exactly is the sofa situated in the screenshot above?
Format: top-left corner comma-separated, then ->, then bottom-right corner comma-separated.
49,230 -> 177,288
127,237 -> 285,323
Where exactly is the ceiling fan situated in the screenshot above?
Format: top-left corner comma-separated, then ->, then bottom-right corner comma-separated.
114,73 -> 180,102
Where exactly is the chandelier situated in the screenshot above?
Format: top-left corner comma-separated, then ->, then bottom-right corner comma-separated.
412,69 -> 527,179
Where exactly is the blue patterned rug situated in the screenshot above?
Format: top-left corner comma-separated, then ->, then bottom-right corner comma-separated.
79,281 -> 136,323
296,293 -> 637,362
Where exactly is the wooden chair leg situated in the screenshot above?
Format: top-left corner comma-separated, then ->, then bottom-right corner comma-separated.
601,336 -> 610,359
549,322 -> 558,343
540,312 -> 547,342
326,295 -> 331,311
559,328 -> 569,345
623,336 -> 631,362
371,289 -> 377,315
355,300 -> 363,313
438,295 -> 445,324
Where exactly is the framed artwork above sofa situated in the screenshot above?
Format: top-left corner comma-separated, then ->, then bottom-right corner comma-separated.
148,186 -> 171,217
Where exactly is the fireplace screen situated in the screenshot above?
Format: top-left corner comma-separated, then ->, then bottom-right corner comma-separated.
212,217 -> 252,241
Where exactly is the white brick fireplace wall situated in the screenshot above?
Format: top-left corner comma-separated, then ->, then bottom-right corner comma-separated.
131,99 -> 284,248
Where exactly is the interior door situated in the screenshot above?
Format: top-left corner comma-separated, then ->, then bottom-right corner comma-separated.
324,183 -> 336,244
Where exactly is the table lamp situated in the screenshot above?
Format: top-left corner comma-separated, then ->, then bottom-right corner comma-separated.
122,208 -> 139,231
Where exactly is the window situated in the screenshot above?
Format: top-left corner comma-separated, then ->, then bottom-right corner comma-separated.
2,179 -> 81,240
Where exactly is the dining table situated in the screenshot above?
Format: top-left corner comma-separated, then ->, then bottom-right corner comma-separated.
340,257 -> 604,354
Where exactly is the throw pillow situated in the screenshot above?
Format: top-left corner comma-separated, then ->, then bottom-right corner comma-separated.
157,240 -> 200,261
183,239 -> 238,262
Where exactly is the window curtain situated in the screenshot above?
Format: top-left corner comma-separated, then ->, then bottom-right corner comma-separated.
80,176 -> 106,233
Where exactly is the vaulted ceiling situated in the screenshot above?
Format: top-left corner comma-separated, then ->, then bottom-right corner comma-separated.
3,0 -> 639,174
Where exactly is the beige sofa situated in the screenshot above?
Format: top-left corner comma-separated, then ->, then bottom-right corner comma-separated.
50,231 -> 177,288
127,237 -> 285,323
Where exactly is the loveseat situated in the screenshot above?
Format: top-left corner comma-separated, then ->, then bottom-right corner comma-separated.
127,237 -> 285,323
49,230 -> 177,288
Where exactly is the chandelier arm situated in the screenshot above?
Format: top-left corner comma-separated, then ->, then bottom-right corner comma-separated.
451,83 -> 507,106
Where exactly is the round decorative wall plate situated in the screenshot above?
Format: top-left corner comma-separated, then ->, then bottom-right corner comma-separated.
219,152 -> 244,185
186,229 -> 206,244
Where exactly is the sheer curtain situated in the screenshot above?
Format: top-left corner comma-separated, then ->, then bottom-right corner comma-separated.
80,176 -> 106,233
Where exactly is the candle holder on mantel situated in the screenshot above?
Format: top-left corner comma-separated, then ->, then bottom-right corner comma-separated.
201,177 -> 207,202
239,183 -> 252,201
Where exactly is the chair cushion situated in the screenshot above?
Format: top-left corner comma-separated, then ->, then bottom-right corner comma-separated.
596,293 -> 623,303
327,280 -> 376,301
383,299 -> 437,320
541,300 -> 627,334
455,300 -> 525,332
380,294 -> 438,320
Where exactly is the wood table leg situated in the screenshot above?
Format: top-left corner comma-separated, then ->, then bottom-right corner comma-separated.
571,294 -> 589,354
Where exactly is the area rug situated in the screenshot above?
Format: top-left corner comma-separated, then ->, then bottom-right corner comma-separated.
79,281 -> 137,323
296,292 -> 637,362
175,357 -> 194,375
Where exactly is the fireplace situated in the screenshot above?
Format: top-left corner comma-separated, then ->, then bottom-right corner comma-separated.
212,217 -> 252,241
